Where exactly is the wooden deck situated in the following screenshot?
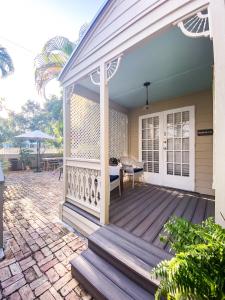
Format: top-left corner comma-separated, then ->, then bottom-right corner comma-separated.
110,182 -> 215,251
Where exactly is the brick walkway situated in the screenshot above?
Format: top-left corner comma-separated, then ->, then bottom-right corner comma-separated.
0,171 -> 91,300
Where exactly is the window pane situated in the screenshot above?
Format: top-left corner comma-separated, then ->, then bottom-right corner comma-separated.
148,162 -> 153,172
142,140 -> 148,150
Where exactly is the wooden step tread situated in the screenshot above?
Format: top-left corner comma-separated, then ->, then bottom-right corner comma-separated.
106,224 -> 172,260
71,249 -> 154,300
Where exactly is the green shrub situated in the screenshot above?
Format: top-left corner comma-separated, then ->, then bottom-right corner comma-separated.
153,217 -> 225,300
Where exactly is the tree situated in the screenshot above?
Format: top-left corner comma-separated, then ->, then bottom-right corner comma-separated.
34,23 -> 89,96
0,46 -> 14,78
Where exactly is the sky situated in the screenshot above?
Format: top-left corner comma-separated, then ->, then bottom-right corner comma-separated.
0,0 -> 104,113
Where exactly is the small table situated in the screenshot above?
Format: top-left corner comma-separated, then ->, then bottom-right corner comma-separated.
42,157 -> 63,171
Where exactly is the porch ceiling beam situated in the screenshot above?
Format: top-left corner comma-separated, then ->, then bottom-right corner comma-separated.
61,0 -> 209,87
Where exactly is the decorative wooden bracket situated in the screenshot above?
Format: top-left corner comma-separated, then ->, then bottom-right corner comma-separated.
177,8 -> 211,38
90,55 -> 122,85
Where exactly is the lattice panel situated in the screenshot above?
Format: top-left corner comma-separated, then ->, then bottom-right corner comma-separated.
109,110 -> 128,158
70,94 -> 128,159
70,94 -> 100,159
66,165 -> 101,213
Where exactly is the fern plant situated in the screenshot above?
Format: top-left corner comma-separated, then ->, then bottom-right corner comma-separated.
152,217 -> 225,299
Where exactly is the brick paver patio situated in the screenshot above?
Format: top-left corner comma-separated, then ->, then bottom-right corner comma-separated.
0,171 -> 91,300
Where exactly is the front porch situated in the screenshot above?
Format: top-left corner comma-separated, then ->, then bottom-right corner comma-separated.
70,184 -> 214,299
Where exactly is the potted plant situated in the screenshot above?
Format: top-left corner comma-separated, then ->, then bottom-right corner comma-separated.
19,148 -> 32,170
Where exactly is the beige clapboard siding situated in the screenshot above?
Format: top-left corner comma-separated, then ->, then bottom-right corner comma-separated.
128,89 -> 214,196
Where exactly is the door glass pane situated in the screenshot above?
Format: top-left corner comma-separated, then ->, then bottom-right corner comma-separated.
182,124 -> 189,137
182,164 -> 189,176
167,113 -> 173,125
183,138 -> 189,150
167,163 -> 173,175
174,151 -> 181,163
167,151 -> 173,162
167,139 -> 173,150
153,151 -> 159,161
174,125 -> 181,137
167,126 -> 174,138
142,151 -> 148,161
154,162 -> 159,173
174,112 -> 181,124
174,164 -> 181,176
182,151 -> 189,164
174,138 -> 181,150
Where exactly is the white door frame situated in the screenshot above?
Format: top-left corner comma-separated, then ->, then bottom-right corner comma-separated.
139,105 -> 195,191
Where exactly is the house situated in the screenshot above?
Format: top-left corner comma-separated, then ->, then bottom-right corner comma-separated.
58,0 -> 225,298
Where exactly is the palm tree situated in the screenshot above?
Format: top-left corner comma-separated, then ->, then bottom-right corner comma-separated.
0,46 -> 14,78
34,23 -> 89,96
34,36 -> 75,96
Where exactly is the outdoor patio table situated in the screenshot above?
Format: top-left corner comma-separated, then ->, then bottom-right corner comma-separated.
42,157 -> 63,171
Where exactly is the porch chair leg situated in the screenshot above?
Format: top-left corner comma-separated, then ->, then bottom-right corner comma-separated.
132,174 -> 134,189
119,182 -> 121,196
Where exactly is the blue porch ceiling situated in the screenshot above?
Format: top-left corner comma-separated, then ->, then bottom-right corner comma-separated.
79,27 -> 213,108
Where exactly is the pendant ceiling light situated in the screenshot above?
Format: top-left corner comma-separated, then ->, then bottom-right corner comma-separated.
143,81 -> 151,110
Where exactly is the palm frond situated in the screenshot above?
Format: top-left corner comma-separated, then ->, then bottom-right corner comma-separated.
0,46 -> 14,78
34,36 -> 75,96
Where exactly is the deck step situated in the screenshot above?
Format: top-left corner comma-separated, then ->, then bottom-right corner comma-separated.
88,225 -> 172,293
71,249 -> 154,300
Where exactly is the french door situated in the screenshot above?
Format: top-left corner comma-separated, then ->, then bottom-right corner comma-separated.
139,106 -> 195,191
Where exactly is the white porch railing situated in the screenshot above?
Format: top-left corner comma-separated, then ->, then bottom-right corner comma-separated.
65,158 -> 101,217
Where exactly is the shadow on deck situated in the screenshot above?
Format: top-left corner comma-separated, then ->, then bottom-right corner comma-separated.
110,182 -> 215,251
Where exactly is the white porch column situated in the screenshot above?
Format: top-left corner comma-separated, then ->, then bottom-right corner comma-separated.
59,85 -> 72,219
100,62 -> 110,224
210,0 -> 225,226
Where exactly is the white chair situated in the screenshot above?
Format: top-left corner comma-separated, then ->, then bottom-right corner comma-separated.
109,165 -> 121,196
120,156 -> 144,188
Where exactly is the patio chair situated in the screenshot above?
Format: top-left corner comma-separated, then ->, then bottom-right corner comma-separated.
109,165 -> 121,197
120,156 -> 144,188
